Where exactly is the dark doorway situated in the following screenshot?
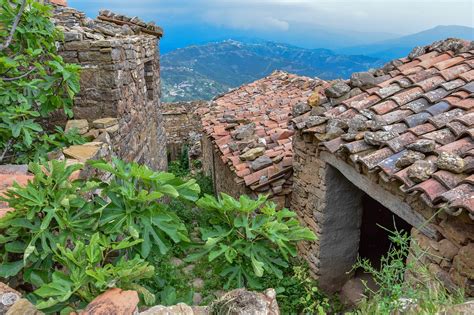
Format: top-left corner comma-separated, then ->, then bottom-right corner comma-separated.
358,194 -> 412,270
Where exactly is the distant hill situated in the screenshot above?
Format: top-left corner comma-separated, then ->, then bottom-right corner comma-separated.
338,25 -> 474,61
161,40 -> 382,102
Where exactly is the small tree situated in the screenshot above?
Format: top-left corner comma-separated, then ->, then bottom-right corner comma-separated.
0,0 -> 81,163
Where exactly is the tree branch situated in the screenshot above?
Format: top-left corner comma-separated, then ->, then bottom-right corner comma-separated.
0,139 -> 13,163
0,0 -> 28,52
1,66 -> 36,81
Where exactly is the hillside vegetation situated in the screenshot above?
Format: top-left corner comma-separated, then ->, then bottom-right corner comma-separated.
161,40 -> 382,102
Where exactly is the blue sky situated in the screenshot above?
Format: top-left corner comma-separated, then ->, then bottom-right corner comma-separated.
68,0 -> 474,52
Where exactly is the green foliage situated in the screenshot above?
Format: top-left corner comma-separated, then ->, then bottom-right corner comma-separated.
32,233 -> 154,313
351,227 -> 465,314
0,159 -> 202,312
0,0 -> 81,163
0,160 -> 94,280
140,252 -> 194,306
89,158 -> 200,258
187,193 -> 316,289
14,126 -> 87,163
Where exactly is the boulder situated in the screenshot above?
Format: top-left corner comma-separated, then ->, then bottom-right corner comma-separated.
0,282 -> 21,314
140,303 -> 195,315
79,288 -> 139,315
5,299 -> 43,315
209,288 -> 279,315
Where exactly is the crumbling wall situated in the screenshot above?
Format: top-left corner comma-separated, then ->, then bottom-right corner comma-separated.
53,6 -> 167,170
162,101 -> 209,162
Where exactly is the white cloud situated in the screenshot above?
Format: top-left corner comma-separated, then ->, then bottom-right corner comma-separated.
69,0 -> 473,34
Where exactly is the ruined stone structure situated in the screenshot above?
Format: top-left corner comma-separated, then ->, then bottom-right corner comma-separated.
162,101 -> 209,162
291,39 -> 474,296
51,4 -> 167,170
202,71 -> 324,208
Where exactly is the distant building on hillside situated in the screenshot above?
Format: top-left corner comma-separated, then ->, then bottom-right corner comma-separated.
201,71 -> 325,208
291,38 -> 474,297
49,1 -> 168,170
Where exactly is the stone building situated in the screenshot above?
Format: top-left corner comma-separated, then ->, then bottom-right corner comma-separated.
291,39 -> 474,296
50,2 -> 167,170
162,101 -> 210,162
202,71 -> 324,207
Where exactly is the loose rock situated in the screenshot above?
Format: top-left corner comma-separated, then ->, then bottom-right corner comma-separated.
65,119 -> 89,135
250,156 -> 273,171
396,150 -> 426,168
364,131 -> 398,146
233,123 -> 255,140
436,152 -> 465,173
407,160 -> 437,183
240,147 -> 265,161
406,139 -> 436,153
350,72 -> 375,88
325,81 -> 351,98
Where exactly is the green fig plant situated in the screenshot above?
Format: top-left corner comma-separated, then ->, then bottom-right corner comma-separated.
187,193 -> 317,289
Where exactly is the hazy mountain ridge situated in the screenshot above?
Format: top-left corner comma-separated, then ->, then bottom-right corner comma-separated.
338,25 -> 474,60
161,40 -> 382,102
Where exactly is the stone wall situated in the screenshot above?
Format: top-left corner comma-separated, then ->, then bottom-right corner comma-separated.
162,101 -> 209,161
291,130 -> 474,296
202,136 -> 249,197
53,6 -> 167,170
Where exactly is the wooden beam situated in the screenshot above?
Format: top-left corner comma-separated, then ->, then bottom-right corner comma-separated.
320,152 -> 440,240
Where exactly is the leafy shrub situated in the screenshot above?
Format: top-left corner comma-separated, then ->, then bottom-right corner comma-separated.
89,158 -> 200,258
0,0 -> 82,163
0,160 -> 95,280
187,193 -> 316,289
0,159 -> 201,312
351,228 -> 465,314
14,126 -> 87,163
31,233 -> 154,313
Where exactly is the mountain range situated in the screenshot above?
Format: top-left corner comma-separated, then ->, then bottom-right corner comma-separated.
161,25 -> 473,102
338,25 -> 474,61
161,40 -> 382,102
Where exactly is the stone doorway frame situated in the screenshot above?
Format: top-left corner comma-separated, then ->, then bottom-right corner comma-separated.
315,152 -> 438,293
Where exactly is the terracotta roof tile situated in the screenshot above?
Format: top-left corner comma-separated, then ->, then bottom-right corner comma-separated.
418,53 -> 451,69
291,38 -> 474,218
453,97 -> 474,110
391,87 -> 424,105
433,56 -> 465,70
460,69 -> 474,82
416,75 -> 445,92
371,100 -> 399,115
203,71 -> 323,194
408,123 -> 437,135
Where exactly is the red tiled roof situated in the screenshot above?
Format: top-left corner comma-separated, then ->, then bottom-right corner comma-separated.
202,71 -> 324,196
293,38 -> 474,219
